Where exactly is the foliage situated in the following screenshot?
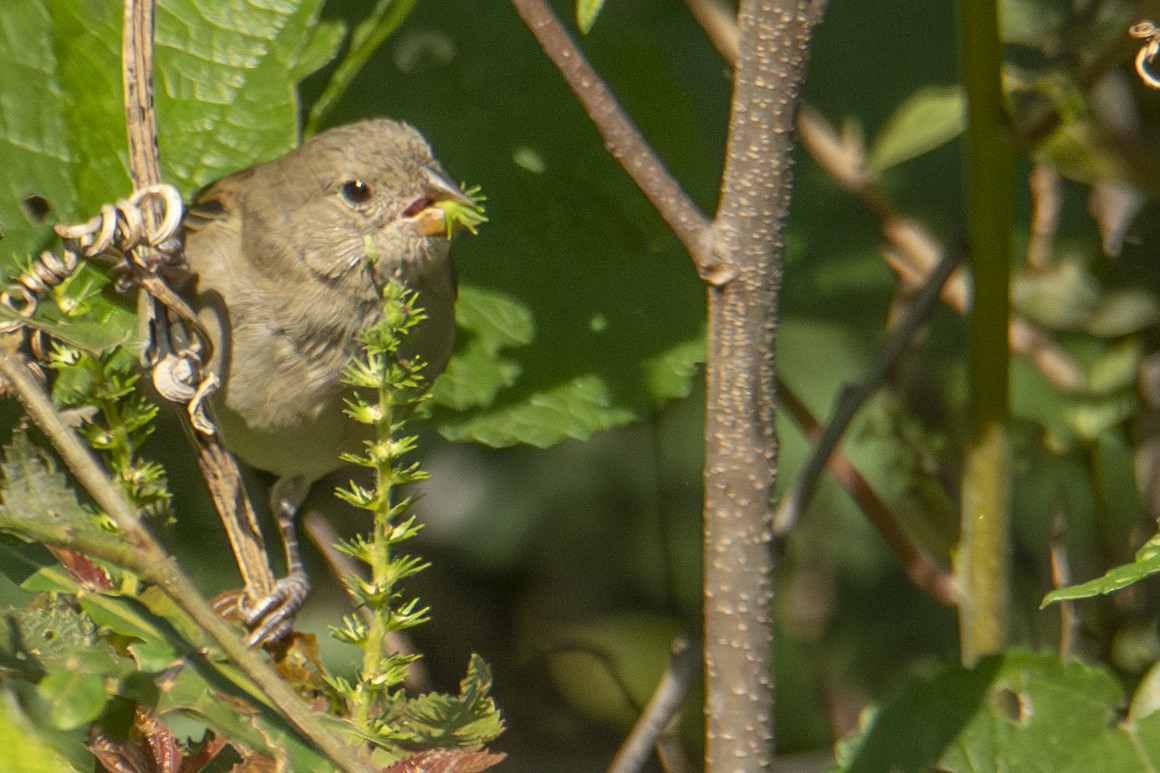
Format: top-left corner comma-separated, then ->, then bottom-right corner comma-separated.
0,0 -> 706,451
10,0 -> 1160,769
0,286 -> 504,767
831,649 -> 1160,772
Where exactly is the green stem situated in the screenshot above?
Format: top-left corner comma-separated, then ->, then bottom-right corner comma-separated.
955,0 -> 1014,665
304,0 -> 419,136
354,386 -> 396,730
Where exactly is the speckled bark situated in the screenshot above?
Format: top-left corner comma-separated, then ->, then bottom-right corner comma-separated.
705,2 -> 813,768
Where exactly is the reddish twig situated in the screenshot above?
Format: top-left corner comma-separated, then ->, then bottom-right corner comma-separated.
777,379 -> 959,606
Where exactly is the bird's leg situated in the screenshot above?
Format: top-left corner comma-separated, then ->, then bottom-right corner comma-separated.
237,474 -> 312,648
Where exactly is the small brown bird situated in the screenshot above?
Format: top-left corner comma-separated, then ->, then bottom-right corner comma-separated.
178,119 -> 472,643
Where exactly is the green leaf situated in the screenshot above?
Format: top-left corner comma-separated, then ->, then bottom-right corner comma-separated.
0,687 -> 84,772
400,654 -> 504,746
38,671 -> 107,731
1085,338 -> 1141,395
833,649 -> 1125,772
439,374 -> 637,448
154,0 -> 339,191
1,0 -> 341,360
866,85 -> 965,173
539,613 -> 684,729
1084,288 -> 1160,338
432,286 -> 533,414
159,661 -> 336,772
1042,540 -> 1160,606
0,1 -> 80,258
0,0 -> 338,234
0,431 -> 91,527
577,0 -> 607,34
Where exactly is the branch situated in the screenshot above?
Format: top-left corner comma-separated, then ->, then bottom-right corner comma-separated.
121,0 -> 276,601
1049,511 -> 1077,659
776,379 -> 959,606
703,0 -> 814,766
512,0 -> 813,764
507,0 -> 717,278
774,245 -> 964,539
796,107 -> 1082,394
607,638 -> 700,773
956,0 -> 1015,665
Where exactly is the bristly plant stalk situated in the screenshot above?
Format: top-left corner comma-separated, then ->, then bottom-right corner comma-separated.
955,0 -> 1015,665
332,281 -> 433,735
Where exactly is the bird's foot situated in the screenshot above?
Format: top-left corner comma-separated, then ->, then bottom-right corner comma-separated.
211,571 -> 311,649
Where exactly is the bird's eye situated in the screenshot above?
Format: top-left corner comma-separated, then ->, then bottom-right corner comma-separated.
340,179 -> 372,204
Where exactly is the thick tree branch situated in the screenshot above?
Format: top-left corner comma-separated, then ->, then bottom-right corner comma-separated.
704,1 -> 813,766
511,0 -> 813,764
507,0 -> 716,277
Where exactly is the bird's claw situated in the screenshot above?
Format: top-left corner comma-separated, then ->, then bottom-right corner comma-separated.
240,573 -> 311,649
214,572 -> 311,649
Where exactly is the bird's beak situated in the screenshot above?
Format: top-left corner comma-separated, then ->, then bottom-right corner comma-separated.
406,167 -> 479,237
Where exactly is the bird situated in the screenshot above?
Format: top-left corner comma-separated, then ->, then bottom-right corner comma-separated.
175,118 -> 473,645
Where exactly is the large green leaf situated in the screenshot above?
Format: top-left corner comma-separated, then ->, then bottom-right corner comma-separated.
9,0 -> 323,229
0,1 -> 80,257
154,0 -> 343,190
833,649 -> 1126,772
338,1 -> 714,446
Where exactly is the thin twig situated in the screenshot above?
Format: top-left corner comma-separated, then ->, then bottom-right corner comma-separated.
1026,163 -> 1062,270
121,0 -> 276,601
1049,511 -> 1078,659
508,0 -> 716,277
607,638 -> 700,773
777,378 -> 959,606
0,351 -> 368,773
774,246 -> 964,538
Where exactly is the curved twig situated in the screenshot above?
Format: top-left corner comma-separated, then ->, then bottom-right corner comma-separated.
508,0 -> 715,278
122,0 -> 276,603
